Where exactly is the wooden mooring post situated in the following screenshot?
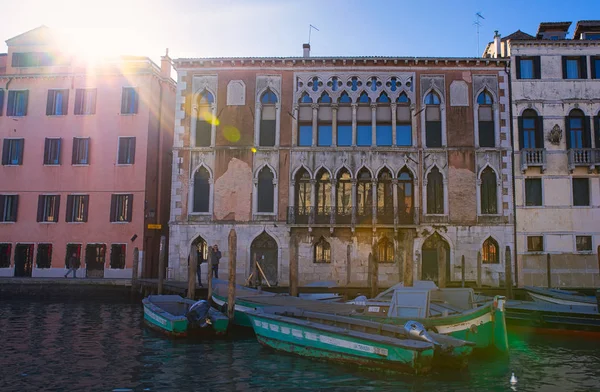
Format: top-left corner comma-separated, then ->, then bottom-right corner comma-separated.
131,247 -> 140,294
188,243 -> 197,299
505,246 -> 513,299
476,251 -> 482,288
547,253 -> 552,288
227,229 -> 237,321
461,255 -> 465,288
289,236 -> 298,297
207,248 -> 213,301
157,235 -> 166,295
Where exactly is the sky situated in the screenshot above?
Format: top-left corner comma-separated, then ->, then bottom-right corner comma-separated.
0,0 -> 597,64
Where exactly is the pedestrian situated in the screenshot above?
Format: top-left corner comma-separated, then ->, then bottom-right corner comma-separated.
210,244 -> 221,279
197,246 -> 205,287
64,252 -> 79,278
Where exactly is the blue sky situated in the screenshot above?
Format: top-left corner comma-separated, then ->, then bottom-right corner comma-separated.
0,0 -> 596,62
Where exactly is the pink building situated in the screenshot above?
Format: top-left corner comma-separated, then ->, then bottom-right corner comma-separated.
0,26 -> 175,278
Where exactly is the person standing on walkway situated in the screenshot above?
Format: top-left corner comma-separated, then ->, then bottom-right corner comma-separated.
197,246 -> 205,287
64,252 -> 79,278
210,244 -> 221,279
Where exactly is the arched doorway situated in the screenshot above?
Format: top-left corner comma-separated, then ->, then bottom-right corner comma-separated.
190,236 -> 208,283
251,232 -> 278,286
421,233 -> 450,286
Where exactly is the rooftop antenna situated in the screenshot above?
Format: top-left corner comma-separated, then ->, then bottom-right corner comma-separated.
308,24 -> 319,45
474,12 -> 485,56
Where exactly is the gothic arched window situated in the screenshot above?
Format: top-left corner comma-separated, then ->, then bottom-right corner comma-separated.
482,237 -> 499,264
314,237 -> 331,263
425,91 -> 442,148
477,91 -> 495,147
193,167 -> 210,212
480,167 -> 497,214
427,167 -> 444,214
259,89 -> 278,146
257,167 -> 275,213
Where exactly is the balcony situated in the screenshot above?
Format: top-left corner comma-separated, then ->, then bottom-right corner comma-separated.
355,206 -> 372,225
335,206 -> 353,224
520,149 -> 546,173
287,206 -> 310,225
287,206 -> 418,226
314,206 -> 332,224
568,148 -> 597,172
397,207 -> 416,225
376,206 -> 394,225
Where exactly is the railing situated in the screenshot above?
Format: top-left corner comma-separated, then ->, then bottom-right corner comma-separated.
315,206 -> 332,224
376,206 -> 394,225
520,148 -> 546,172
288,205 -> 418,226
397,207 -> 415,225
355,206 -> 372,225
336,206 -> 353,224
568,148 -> 597,171
287,206 -> 310,224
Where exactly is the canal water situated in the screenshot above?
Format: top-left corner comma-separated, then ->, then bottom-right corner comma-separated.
1,299 -> 599,392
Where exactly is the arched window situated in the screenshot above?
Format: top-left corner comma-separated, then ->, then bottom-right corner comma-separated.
480,167 -> 497,214
337,92 -> 352,146
257,167 -> 275,213
398,168 -> 414,223
376,93 -> 392,146
356,168 -> 372,221
425,91 -> 442,148
294,168 -> 311,223
348,76 -> 361,91
397,92 -> 412,146
482,237 -> 499,264
377,237 -> 394,263
427,167 -> 444,214
336,169 -> 352,223
477,91 -> 495,148
298,92 -> 313,146
193,167 -> 210,213
566,109 -> 590,149
317,92 -> 332,146
314,237 -> 331,263
377,169 -> 393,223
196,90 -> 214,147
316,169 -> 331,223
387,77 -> 400,92
328,76 -> 341,92
519,109 -> 542,150
259,89 -> 277,146
357,92 -> 372,146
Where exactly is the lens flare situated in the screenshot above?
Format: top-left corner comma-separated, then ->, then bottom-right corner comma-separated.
201,111 -> 220,126
251,147 -> 257,153
223,126 -> 240,142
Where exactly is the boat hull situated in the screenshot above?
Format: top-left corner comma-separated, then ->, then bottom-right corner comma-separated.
247,311 -> 434,375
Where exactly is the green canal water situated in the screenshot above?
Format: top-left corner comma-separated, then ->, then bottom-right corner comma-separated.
1,300 -> 599,391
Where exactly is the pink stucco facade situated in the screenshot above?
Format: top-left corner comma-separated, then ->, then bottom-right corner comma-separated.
0,26 -> 175,278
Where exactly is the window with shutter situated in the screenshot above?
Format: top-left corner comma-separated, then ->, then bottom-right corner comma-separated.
257,167 -> 274,213
525,178 -> 542,206
36,244 -> 53,269
0,244 -> 11,268
117,137 -> 136,164
43,138 -> 61,165
477,91 -> 495,148
74,89 -> 96,115
425,92 -> 442,148
426,167 -> 444,214
259,89 -> 278,146
110,244 -> 127,269
66,195 -> 89,222
121,87 -> 138,114
46,89 -> 69,115
480,167 -> 498,214
72,138 -> 90,165
0,195 -> 18,222
2,139 -> 24,165
110,194 -> 133,222
37,195 -> 60,222
193,167 -> 210,213
573,178 -> 590,206
7,90 -> 28,116
195,90 -> 213,147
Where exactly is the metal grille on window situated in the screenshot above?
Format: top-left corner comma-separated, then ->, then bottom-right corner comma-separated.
482,237 -> 499,263
314,237 -> 331,263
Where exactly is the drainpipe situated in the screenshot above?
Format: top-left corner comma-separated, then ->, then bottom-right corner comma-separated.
505,60 -> 519,288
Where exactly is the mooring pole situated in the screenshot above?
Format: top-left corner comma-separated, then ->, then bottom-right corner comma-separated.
477,251 -> 482,288
188,244 -> 197,299
461,255 -> 465,288
547,253 -> 552,288
157,235 -> 166,295
505,246 -> 513,299
207,248 -> 213,301
227,229 -> 237,321
132,247 -> 140,294
289,235 -> 298,297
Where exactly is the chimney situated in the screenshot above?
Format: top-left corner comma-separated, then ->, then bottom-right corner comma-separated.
160,48 -> 171,78
303,43 -> 310,58
493,31 -> 501,58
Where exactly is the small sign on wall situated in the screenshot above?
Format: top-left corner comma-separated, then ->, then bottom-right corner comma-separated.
147,224 -> 162,230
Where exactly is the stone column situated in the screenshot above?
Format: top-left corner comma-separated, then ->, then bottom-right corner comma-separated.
330,179 -> 337,225
310,179 -> 316,224
252,178 -> 258,215
351,103 -> 357,146
275,102 -> 281,147
371,103 -> 377,146
312,103 -> 318,147
371,179 -> 377,226
351,179 -> 357,225
391,103 -> 397,146
211,103 -> 218,147
331,104 -> 338,146
392,178 -> 398,226
292,105 -> 299,147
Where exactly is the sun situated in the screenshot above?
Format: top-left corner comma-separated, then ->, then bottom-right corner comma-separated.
56,27 -> 131,64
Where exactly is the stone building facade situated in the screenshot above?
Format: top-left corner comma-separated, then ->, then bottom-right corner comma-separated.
168,50 -> 514,288
486,21 -> 600,287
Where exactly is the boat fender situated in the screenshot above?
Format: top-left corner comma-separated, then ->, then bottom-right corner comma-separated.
403,321 -> 439,346
186,300 -> 212,328
354,296 -> 368,306
469,324 -> 478,334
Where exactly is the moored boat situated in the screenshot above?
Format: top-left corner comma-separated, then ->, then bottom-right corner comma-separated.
247,307 -> 475,374
142,295 -> 229,337
524,286 -> 598,309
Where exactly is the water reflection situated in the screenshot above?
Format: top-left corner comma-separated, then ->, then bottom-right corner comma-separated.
0,300 -> 599,391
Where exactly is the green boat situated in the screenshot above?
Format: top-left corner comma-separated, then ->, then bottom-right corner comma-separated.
142,295 -> 229,337
348,281 -> 509,354
247,307 -> 475,374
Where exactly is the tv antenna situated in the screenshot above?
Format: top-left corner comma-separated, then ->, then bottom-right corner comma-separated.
308,24 -> 319,45
474,12 -> 485,55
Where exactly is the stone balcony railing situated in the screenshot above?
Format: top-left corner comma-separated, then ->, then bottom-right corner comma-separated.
286,206 -> 417,226
568,148 -> 598,172
520,148 -> 546,173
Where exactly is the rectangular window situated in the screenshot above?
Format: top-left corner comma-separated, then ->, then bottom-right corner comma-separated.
0,195 -> 18,222
425,121 -> 442,147
110,244 -> 126,269
2,139 -> 24,165
527,236 -> 544,252
259,105 -> 276,146
525,178 -> 542,206
66,195 -> 89,223
121,87 -> 139,114
65,243 -> 82,268
110,194 -> 133,222
563,56 -> 587,80
376,125 -> 392,146
592,57 -> 600,79
576,236 -> 592,252
117,137 -> 136,164
37,195 -> 60,223
516,56 -> 540,79
356,125 -> 372,146
46,89 -> 69,115
298,125 -> 312,146
317,125 -> 332,146
0,244 -> 11,268
396,124 -> 412,146
72,137 -> 90,165
11,52 -> 55,67
573,178 -> 590,206
337,125 -> 352,146
74,88 -> 96,115
36,243 -> 53,269
43,138 -> 62,165
0,90 -> 4,116
7,90 -> 28,116
520,59 -> 534,79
